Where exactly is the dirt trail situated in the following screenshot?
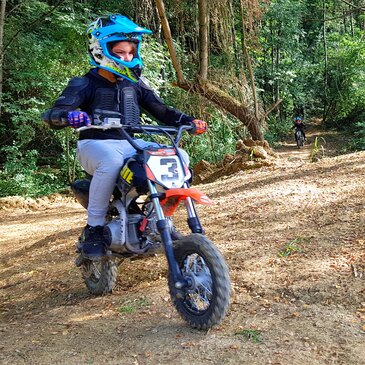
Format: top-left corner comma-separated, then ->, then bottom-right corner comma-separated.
0,124 -> 364,365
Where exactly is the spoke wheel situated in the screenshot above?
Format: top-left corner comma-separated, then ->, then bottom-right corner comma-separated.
168,234 -> 231,330
81,258 -> 117,295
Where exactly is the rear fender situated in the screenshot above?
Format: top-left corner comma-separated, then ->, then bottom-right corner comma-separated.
159,188 -> 214,216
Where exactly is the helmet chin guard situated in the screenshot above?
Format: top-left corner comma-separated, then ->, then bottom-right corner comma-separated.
87,14 -> 152,83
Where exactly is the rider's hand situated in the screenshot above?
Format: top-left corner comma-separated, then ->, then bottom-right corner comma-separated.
67,111 -> 91,129
190,119 -> 207,135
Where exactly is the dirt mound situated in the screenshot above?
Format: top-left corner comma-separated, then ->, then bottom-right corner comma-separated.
193,139 -> 277,184
0,192 -> 76,211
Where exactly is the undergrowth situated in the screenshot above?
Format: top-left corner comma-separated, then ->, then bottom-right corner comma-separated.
0,145 -> 66,197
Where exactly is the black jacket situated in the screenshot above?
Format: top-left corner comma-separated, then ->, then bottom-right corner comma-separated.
43,69 -> 195,140
292,122 -> 306,131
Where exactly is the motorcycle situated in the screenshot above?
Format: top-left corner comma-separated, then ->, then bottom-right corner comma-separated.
295,128 -> 305,148
71,116 -> 231,330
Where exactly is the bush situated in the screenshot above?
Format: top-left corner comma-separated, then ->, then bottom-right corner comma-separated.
0,145 -> 66,198
264,116 -> 292,146
346,120 -> 365,151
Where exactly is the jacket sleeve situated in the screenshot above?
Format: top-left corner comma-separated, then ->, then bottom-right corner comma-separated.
138,78 -> 194,126
42,77 -> 90,130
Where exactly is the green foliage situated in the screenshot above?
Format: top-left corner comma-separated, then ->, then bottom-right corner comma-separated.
278,237 -> 309,257
254,0 -> 365,147
142,40 -> 243,165
2,0 -> 365,197
264,116 -> 292,146
235,329 -> 263,343
1,2 -> 89,154
184,109 -> 246,165
257,0 -> 308,119
119,297 -> 150,314
0,144 -> 65,197
309,136 -> 326,162
324,33 -> 365,126
346,121 -> 365,151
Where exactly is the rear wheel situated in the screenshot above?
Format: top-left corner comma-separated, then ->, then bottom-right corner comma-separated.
168,234 -> 231,330
81,258 -> 118,295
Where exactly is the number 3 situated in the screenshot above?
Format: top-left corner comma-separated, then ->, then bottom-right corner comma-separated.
160,158 -> 178,181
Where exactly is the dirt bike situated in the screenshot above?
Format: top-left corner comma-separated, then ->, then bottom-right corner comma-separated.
295,128 -> 305,148
71,118 -> 231,330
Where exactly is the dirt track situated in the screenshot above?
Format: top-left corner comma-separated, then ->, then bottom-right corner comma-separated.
0,126 -> 364,365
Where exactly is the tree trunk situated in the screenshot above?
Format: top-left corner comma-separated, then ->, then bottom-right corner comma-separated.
178,80 -> 263,140
0,0 -> 6,117
198,0 -> 208,80
275,45 -> 280,104
323,0 -> 328,122
155,0 -> 185,84
349,5 -> 354,37
240,0 -> 259,119
155,0 -> 264,141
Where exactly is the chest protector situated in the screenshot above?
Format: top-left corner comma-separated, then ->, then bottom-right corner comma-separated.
89,84 -> 140,126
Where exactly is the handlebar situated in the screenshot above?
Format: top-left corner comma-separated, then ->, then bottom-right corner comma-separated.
76,123 -> 193,150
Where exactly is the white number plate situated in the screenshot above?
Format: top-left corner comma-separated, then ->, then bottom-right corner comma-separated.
147,155 -> 185,188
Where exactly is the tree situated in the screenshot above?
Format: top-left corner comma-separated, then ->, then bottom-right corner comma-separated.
0,0 -> 6,117
155,0 -> 265,140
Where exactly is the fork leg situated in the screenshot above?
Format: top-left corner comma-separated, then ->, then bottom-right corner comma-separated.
183,183 -> 204,234
148,181 -> 187,291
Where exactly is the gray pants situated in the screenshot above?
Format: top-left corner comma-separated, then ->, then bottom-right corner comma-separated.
77,139 -> 189,227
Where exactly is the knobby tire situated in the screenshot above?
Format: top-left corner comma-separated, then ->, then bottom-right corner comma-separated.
168,234 -> 231,330
81,258 -> 118,295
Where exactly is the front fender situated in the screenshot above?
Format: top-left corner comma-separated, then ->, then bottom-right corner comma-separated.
160,188 -> 214,216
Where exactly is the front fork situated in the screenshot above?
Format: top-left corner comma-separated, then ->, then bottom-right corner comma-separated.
147,181 -> 203,292
183,182 -> 204,234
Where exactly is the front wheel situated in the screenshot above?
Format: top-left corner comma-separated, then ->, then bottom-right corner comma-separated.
80,258 -> 118,295
299,134 -> 305,147
296,131 -> 305,148
168,234 -> 231,330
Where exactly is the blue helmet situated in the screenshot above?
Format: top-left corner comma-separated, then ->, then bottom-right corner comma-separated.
87,14 -> 152,83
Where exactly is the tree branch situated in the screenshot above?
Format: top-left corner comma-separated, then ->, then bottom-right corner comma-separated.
305,6 -> 365,23
339,0 -> 365,11
177,79 -> 264,140
264,98 -> 283,118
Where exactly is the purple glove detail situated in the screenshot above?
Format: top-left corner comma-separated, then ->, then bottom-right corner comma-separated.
67,111 -> 91,128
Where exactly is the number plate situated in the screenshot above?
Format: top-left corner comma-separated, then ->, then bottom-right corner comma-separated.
146,155 -> 185,188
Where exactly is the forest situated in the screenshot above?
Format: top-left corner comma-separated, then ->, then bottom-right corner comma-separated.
1,2 -> 365,363
0,0 -> 365,197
